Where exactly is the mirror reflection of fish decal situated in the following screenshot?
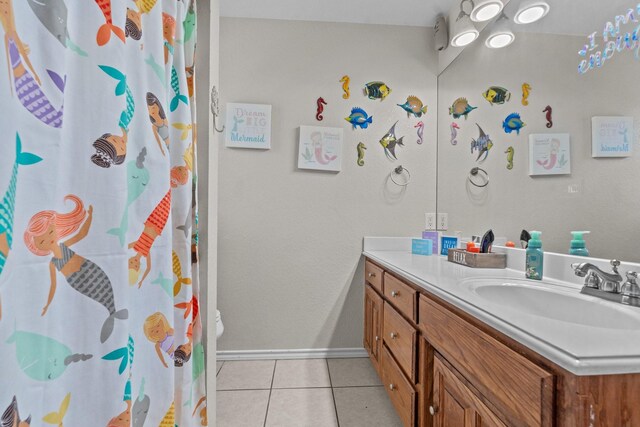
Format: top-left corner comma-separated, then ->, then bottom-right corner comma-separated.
379,121 -> 405,161
449,97 -> 477,120
470,124 -> 493,163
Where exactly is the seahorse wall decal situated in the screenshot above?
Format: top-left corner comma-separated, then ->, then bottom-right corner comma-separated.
522,83 -> 531,106
543,105 -> 553,128
340,75 -> 350,99
316,97 -> 327,121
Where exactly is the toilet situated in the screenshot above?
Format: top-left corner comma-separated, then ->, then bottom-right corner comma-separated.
216,310 -> 224,339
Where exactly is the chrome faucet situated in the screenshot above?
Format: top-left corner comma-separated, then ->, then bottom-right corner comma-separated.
571,260 -> 639,307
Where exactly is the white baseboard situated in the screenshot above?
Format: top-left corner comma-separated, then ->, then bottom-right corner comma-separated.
216,347 -> 368,361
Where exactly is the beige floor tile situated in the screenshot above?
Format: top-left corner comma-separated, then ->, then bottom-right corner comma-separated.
265,388 -> 338,427
217,390 -> 270,427
216,360 -> 275,390
272,359 -> 331,388
333,386 -> 403,427
327,358 -> 383,387
216,361 -> 224,375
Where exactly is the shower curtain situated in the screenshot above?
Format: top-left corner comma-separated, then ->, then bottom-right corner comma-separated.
0,0 -> 207,425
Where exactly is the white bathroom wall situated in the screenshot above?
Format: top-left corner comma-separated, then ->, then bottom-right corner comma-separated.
218,18 -> 438,352
437,32 -> 640,261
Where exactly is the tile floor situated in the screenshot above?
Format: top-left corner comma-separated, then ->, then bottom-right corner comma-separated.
216,358 -> 403,427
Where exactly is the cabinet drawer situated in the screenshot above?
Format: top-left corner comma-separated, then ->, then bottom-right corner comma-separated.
383,302 -> 417,383
365,260 -> 384,293
419,295 -> 554,427
384,272 -> 417,321
382,345 -> 416,427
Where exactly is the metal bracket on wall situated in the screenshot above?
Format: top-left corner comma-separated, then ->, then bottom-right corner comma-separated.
210,85 -> 225,133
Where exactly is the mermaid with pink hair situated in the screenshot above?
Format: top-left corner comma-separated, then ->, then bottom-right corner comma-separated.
0,0 -> 65,128
24,195 -> 128,343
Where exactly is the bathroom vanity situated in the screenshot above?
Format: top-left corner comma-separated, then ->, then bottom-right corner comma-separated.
363,246 -> 640,427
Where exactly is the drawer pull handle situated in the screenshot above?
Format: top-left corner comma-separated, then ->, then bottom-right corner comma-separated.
390,291 -> 399,297
374,336 -> 380,342
389,384 -> 396,391
368,272 -> 377,278
429,405 -> 438,416
390,332 -> 398,339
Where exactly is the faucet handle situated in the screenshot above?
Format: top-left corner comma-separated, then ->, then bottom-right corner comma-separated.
622,271 -> 640,298
611,259 -> 621,274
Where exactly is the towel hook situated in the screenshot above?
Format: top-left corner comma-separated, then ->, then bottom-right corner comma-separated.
210,85 -> 225,133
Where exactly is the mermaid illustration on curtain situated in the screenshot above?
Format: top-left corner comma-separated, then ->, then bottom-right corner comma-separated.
0,0 -> 65,128
24,195 -> 128,343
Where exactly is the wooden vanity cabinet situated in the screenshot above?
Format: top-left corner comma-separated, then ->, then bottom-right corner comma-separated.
364,257 -> 640,427
364,283 -> 383,375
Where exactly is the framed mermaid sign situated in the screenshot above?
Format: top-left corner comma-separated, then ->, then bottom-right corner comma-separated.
529,133 -> 571,176
225,103 -> 272,149
298,126 -> 343,172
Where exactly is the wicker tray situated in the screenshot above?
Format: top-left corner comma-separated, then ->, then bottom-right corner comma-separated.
447,249 -> 507,269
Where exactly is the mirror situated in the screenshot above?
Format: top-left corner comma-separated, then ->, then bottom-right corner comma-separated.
437,0 -> 640,262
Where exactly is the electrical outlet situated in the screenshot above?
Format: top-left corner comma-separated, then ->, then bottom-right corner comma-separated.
437,213 -> 448,231
425,213 -> 436,230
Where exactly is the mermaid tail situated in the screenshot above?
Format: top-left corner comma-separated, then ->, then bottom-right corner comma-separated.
95,1 -> 125,46
100,308 -> 129,343
99,65 -> 135,131
107,205 -> 129,247
0,134 -> 42,274
102,334 -> 134,374
12,45 -> 66,128
170,66 -> 188,112
314,147 -> 337,165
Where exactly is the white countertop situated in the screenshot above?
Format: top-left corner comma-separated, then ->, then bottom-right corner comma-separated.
363,238 -> 640,376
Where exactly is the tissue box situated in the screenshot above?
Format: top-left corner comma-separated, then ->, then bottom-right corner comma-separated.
412,239 -> 433,256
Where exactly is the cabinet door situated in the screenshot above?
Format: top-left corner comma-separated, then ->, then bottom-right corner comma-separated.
364,285 -> 383,373
432,356 -> 506,427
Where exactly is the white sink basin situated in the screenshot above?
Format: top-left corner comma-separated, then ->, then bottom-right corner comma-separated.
458,278 -> 640,330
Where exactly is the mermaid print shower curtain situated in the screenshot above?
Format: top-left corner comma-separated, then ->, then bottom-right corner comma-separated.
0,0 -> 207,425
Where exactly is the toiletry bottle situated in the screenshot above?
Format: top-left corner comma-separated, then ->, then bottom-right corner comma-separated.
569,231 -> 590,257
525,231 -> 543,280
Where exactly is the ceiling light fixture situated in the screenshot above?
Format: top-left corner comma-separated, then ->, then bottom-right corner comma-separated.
470,0 -> 504,22
451,15 -> 480,47
485,15 -> 515,48
513,1 -> 550,25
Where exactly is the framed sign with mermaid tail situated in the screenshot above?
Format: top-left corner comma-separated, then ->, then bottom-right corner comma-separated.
224,103 -> 272,149
298,125 -> 343,172
529,133 -> 571,176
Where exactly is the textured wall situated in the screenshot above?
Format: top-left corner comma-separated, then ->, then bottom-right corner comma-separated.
437,32 -> 640,261
218,18 -> 438,351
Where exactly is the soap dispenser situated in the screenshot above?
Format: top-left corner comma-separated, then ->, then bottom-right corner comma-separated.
525,231 -> 543,280
569,231 -> 590,256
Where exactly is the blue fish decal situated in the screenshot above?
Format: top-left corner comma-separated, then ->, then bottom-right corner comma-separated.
345,107 -> 373,129
503,113 -> 526,135
470,124 -> 493,163
1,134 -> 42,276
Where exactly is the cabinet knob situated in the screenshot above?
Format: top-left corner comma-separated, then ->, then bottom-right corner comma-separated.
368,272 -> 376,278
389,384 -> 396,391
391,291 -> 399,297
390,332 -> 398,339
374,336 -> 380,342
429,405 -> 438,416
